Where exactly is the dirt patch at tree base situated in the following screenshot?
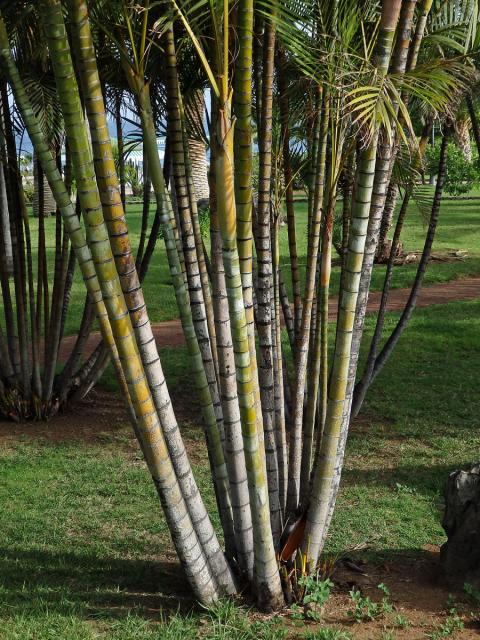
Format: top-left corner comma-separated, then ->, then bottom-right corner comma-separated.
240,550 -> 480,638
0,387 -> 135,449
0,386 -> 204,453
304,549 -> 480,638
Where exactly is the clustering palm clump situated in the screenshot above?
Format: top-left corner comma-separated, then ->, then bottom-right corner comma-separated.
0,0 -> 478,612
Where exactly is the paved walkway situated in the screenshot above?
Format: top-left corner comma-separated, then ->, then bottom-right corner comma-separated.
58,276 -> 480,359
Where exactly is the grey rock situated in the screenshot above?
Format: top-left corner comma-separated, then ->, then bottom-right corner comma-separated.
440,463 -> 480,589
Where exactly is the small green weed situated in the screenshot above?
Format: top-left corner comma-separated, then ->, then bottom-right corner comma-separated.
291,576 -> 334,621
393,613 -> 410,628
348,583 -> 393,622
395,483 -> 417,495
464,582 -> 480,604
304,628 -> 353,640
427,608 -> 464,639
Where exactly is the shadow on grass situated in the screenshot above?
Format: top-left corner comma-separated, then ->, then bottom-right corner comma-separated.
0,547 -> 195,620
341,460 -> 470,496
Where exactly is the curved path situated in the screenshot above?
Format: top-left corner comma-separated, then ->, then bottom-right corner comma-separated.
58,276 -> 480,361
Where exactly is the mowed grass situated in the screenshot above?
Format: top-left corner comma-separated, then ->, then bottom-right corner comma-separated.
1,298 -> 479,638
21,186 -> 480,336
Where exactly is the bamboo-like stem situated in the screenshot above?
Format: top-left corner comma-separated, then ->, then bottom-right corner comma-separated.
303,0 -> 403,565
0,166 -> 15,383
67,0 -> 235,595
129,71 -> 236,579
466,94 -> 480,162
211,196 -> 254,576
0,102 -> 12,279
71,342 -> 109,401
181,94 -> 218,373
115,91 -> 126,209
58,243 -> 77,346
164,26 -> 223,448
376,182 -> 398,258
57,296 -> 96,402
346,0 -> 423,417
43,214 -> 70,406
36,1 -> 225,602
357,131 -> 448,402
353,122 -> 433,417
209,92 -> 254,577
254,13 -> 282,544
278,267 -> 295,351
0,94 -> 19,377
136,150 -> 150,267
23,190 -> 42,400
272,212 -> 287,513
406,0 -> 433,72
277,47 -> 302,339
233,0 -> 266,479
216,96 -> 283,610
300,182 -> 338,505
287,89 -> 329,519
2,82 -> 30,396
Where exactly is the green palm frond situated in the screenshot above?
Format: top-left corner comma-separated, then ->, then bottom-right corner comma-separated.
396,58 -> 474,114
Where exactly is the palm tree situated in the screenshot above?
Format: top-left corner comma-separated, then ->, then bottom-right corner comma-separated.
185,89 -> 210,201
0,0 -> 475,612
0,96 -> 13,276
32,153 -> 56,217
453,106 -> 472,161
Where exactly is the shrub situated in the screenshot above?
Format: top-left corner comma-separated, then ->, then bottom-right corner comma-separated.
425,141 -> 478,196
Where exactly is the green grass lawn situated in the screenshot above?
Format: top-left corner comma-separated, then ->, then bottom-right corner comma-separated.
21,187 -> 480,336
1,298 -> 479,638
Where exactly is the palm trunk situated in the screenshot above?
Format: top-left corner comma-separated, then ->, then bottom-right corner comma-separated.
115,92 -> 126,209
322,0 -> 420,538
43,212 -> 70,406
136,150 -> 150,267
287,90 -> 329,519
0,140 -> 12,276
35,1 -> 229,603
216,95 -> 283,609
351,187 -> 409,416
207,92 -> 254,576
453,118 -> 472,162
301,185 -> 338,504
164,25 -> 222,432
466,94 -> 480,163
131,73 -> 236,588
233,0 -> 266,477
57,296 -> 95,403
272,213 -> 287,512
2,81 -> 30,397
277,47 -> 302,339
376,182 -> 398,261
254,14 -> 282,544
278,267 -> 295,350
0,97 -> 18,374
365,131 -> 449,390
186,90 -> 209,201
406,0 -> 434,71
211,196 -> 254,576
357,123 -> 435,416
302,0 -> 403,566
66,0 -> 235,596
